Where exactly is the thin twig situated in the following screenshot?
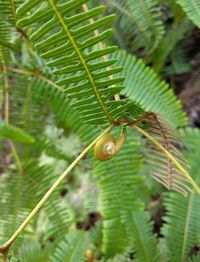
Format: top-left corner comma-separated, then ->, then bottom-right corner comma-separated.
2,66 -> 9,124
2,252 -> 7,262
133,125 -> 200,194
0,66 -> 41,76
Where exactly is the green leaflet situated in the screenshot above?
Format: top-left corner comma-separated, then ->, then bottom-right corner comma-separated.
162,191 -> 200,261
0,119 -> 35,144
107,0 -> 165,54
176,0 -> 200,28
112,50 -> 187,127
126,211 -> 161,262
153,19 -> 193,73
180,127 -> 200,150
31,72 -> 99,144
189,253 -> 200,262
18,241 -> 51,262
0,19 -> 11,66
16,0 -> 128,125
0,0 -> 20,24
50,231 -> 88,262
0,160 -> 73,250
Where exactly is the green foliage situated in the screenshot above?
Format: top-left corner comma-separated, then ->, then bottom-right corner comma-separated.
176,0 -> 200,28
106,0 -> 165,54
152,19 -> 193,73
162,192 -> 200,261
0,119 -> 35,144
113,50 -> 187,127
18,241 -> 51,262
127,211 -> 161,262
162,128 -> 200,262
94,133 -> 144,257
0,0 -> 200,261
0,20 -> 11,66
51,231 -> 89,262
16,0 -> 128,125
31,73 -> 99,144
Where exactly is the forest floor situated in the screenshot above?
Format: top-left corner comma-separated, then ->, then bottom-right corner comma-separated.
174,30 -> 200,128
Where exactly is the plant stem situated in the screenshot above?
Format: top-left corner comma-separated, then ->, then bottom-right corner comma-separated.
133,125 -> 200,194
2,65 -> 9,125
0,125 -> 113,256
9,141 -> 23,176
2,253 -> 7,262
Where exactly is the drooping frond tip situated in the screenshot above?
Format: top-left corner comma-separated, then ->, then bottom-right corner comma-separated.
16,0 -> 127,125
142,112 -> 192,196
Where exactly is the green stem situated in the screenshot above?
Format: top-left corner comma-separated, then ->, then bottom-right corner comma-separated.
9,141 -> 23,176
133,125 -> 200,194
0,125 -> 113,255
2,65 -> 9,125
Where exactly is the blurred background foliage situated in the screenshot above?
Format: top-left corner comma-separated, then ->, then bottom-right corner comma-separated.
0,0 -> 200,261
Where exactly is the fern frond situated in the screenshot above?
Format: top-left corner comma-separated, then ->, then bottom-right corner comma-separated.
0,0 -> 22,24
113,50 -> 187,127
89,221 -> 103,251
44,191 -> 75,242
142,112 -> 192,196
107,0 -> 165,53
189,253 -> 200,262
35,137 -> 72,162
176,0 -> 200,28
31,73 -> 99,144
50,231 -> 89,262
94,133 -> 144,258
18,240 -> 51,262
5,68 -> 99,144
0,20 -> 11,67
161,128 -> 200,262
0,119 -> 35,144
164,46 -> 191,75
162,192 -> 200,262
0,161 -> 71,249
16,0 -> 127,125
179,127 -> 200,150
126,211 -> 161,262
8,73 -> 48,137
109,254 -> 132,262
153,19 -> 193,73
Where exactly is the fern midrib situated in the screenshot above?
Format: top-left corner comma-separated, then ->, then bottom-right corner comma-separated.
132,213 -> 151,262
0,41 -> 27,234
138,0 -> 159,49
48,0 -> 114,123
0,39 -> 9,121
153,114 -> 173,189
10,0 -> 17,22
66,235 -> 83,262
180,195 -> 193,261
12,166 -> 24,231
113,157 -> 127,247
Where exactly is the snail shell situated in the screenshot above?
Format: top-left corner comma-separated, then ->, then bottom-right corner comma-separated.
94,134 -> 116,161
